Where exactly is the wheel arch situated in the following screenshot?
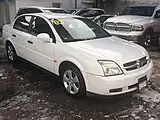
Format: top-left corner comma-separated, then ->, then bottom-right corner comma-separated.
58,60 -> 85,76
5,39 -> 14,49
58,59 -> 89,95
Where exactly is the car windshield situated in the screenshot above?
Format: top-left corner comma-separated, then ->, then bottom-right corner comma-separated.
50,17 -> 111,42
44,9 -> 67,13
120,6 -> 156,17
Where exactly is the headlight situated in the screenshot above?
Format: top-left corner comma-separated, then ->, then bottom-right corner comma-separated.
98,60 -> 123,76
132,25 -> 144,31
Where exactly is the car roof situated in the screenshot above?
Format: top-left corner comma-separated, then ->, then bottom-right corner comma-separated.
23,12 -> 81,19
19,6 -> 65,10
85,8 -> 104,11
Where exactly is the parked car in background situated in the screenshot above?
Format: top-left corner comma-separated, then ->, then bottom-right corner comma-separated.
2,13 -> 152,97
73,8 -> 106,20
16,6 -> 68,18
93,14 -> 114,27
67,9 -> 79,14
104,5 -> 160,47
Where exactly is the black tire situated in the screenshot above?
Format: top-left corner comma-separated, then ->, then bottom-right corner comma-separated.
60,64 -> 86,97
6,42 -> 17,64
141,30 -> 153,48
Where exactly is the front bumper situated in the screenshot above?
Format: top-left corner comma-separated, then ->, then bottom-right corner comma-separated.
85,61 -> 153,96
106,30 -> 143,43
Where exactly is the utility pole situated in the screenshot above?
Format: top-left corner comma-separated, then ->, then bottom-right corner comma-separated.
75,0 -> 77,9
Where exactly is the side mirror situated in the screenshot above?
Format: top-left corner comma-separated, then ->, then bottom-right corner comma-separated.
37,33 -> 51,43
155,10 -> 160,19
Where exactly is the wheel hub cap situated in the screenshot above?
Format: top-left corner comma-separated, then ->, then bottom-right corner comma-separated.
145,35 -> 151,46
7,46 -> 14,60
63,70 -> 80,95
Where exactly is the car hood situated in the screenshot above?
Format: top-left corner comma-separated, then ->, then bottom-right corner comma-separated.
106,15 -> 151,24
68,36 -> 147,64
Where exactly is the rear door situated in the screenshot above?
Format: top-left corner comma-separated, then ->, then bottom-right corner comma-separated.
12,15 -> 33,60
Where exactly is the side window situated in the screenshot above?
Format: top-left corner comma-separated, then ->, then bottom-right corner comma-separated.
30,17 -> 55,41
80,11 -> 90,17
13,16 -> 32,33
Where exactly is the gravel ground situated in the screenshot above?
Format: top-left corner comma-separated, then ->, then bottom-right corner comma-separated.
0,45 -> 160,120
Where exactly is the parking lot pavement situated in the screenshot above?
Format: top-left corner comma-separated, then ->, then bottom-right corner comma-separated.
0,46 -> 160,120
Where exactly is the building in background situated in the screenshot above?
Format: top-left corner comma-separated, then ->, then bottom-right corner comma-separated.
0,0 -> 94,29
100,0 -> 160,14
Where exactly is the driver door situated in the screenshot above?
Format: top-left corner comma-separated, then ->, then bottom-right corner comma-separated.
28,16 -> 56,73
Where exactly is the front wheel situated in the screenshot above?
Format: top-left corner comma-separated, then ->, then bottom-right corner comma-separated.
141,30 -> 153,48
60,64 -> 86,97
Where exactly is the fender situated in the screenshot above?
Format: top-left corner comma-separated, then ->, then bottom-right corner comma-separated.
5,37 -> 14,48
5,37 -> 18,52
55,56 -> 89,91
55,56 -> 85,75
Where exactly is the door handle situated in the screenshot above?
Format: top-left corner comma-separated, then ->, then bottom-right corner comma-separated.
27,40 -> 33,44
12,34 -> 16,37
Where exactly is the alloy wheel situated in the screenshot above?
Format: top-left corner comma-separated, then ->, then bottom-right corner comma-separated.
7,45 -> 15,61
63,70 -> 80,95
144,34 -> 151,47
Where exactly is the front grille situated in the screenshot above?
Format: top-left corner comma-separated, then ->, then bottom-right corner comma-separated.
124,56 -> 148,71
105,22 -> 115,30
116,23 -> 131,32
105,22 -> 131,32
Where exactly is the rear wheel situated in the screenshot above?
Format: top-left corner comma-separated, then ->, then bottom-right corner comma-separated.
60,64 -> 86,97
6,43 -> 17,63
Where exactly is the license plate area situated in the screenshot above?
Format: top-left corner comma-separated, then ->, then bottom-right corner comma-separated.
138,76 -> 147,90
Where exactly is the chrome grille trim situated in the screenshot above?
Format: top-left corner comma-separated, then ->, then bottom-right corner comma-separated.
105,22 -> 131,32
105,22 -> 115,30
123,57 -> 148,71
116,23 -> 131,32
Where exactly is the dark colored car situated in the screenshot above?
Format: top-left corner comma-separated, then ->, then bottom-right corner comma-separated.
73,8 -> 106,20
67,9 -> 80,14
93,14 -> 114,27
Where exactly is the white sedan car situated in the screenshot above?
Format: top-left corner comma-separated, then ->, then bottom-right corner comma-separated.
2,13 -> 153,97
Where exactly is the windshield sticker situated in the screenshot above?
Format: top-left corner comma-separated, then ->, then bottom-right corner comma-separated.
51,19 -> 64,25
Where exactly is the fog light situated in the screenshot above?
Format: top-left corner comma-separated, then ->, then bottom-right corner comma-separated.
109,88 -> 122,93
